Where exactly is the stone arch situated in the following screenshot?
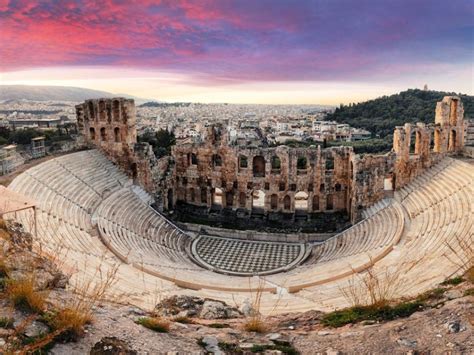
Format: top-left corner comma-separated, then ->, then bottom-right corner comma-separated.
113,100 -> 120,121
191,153 -> 198,165
167,189 -> 173,210
88,101 -> 95,120
319,183 -> 325,192
239,155 -> 248,168
201,188 -> 207,204
89,127 -> 96,140
252,190 -> 265,209
99,100 -> 106,121
283,195 -> 291,211
131,163 -> 138,180
114,127 -> 120,142
350,161 -> 354,179
409,129 -> 416,154
212,154 -> 222,167
253,156 -> 265,177
270,194 -> 278,210
297,156 -> 307,170
295,191 -> 309,211
312,195 -> 320,211
448,129 -> 457,152
326,194 -> 334,210
100,127 -> 107,141
239,192 -> 247,208
325,156 -> 334,170
225,191 -> 233,208
212,188 -> 223,206
189,188 -> 195,202
271,156 -> 281,172
335,183 -> 342,192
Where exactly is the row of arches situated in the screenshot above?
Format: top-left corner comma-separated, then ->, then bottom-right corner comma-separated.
183,188 -> 340,212
187,153 -> 335,177
87,100 -> 124,123
89,127 -> 121,143
409,128 -> 458,155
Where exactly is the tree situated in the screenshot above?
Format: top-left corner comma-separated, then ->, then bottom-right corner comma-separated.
138,129 -> 176,158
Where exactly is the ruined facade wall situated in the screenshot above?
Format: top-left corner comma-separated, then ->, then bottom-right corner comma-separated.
393,96 -> 465,188
170,127 -> 355,219
75,98 -> 160,193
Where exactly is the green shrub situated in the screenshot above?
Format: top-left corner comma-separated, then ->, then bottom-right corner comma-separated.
441,276 -> 464,286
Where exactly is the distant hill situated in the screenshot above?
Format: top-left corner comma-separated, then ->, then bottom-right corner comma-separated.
0,85 -> 152,104
139,101 -> 189,108
326,89 -> 474,137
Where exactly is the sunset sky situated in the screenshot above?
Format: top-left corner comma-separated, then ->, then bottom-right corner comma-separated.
0,0 -> 472,104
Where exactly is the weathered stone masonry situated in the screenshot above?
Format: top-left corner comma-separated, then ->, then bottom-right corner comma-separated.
76,96 -> 466,226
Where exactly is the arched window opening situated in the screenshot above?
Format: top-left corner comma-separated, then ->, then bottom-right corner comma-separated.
270,194 -> 278,210
100,127 -> 107,141
88,101 -> 95,119
335,183 -> 342,192
191,153 -> 198,165
167,189 -> 173,210
213,154 -> 222,167
409,130 -> 416,154
89,127 -> 96,140
297,156 -> 307,170
252,190 -> 265,209
279,182 -> 286,191
114,127 -> 120,142
350,161 -> 354,179
319,184 -> 325,192
448,130 -> 457,152
325,156 -> 334,170
271,156 -> 281,172
312,195 -> 320,211
295,191 -> 309,211
213,188 -> 223,206
239,192 -> 247,208
131,163 -> 138,180
201,188 -> 207,204
226,191 -> 233,208
113,100 -> 120,121
283,195 -> 291,211
326,195 -> 334,210
189,188 -> 195,202
253,156 -> 265,177
239,155 -> 248,168
98,100 -> 106,121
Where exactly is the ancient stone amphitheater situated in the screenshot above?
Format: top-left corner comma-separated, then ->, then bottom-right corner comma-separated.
6,145 -> 473,314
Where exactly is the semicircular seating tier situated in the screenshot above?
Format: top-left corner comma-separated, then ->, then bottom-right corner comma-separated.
6,150 -> 473,314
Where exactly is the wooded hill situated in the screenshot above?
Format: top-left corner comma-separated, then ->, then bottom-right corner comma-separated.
325,89 -> 474,138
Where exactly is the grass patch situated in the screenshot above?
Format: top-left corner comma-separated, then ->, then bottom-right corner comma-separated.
136,317 -> 170,333
208,322 -> 230,328
441,276 -> 464,286
6,277 -> 46,313
43,306 -> 92,340
416,287 -> 446,302
0,316 -> 14,329
321,301 -> 424,328
243,317 -> 267,333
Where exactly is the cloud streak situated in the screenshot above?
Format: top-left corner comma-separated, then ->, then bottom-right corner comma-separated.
0,0 -> 472,84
